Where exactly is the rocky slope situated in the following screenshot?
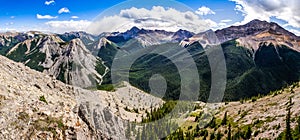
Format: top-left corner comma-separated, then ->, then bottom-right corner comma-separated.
1,33 -> 107,88
178,82 -> 300,139
215,19 -> 299,44
0,54 -> 94,139
216,83 -> 300,139
0,55 -> 164,139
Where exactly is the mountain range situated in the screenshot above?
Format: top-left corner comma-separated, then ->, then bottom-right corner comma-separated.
1,19 -> 300,139
1,19 -> 300,101
99,19 -> 300,101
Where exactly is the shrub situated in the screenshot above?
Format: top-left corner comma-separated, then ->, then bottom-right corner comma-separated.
97,84 -> 115,91
251,96 -> 257,102
39,95 -> 48,104
254,130 -> 260,137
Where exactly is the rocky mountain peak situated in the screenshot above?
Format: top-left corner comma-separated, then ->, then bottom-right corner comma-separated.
215,19 -> 299,43
172,29 -> 194,42
97,37 -> 113,49
129,26 -> 140,32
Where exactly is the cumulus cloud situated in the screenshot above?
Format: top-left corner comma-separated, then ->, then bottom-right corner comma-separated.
58,7 -> 70,14
45,20 -> 91,33
195,6 -> 216,16
5,22 -> 14,26
220,19 -> 232,23
0,28 -> 17,32
71,16 -> 79,19
230,0 -> 300,28
45,0 -> 55,5
36,14 -> 58,19
87,6 -> 217,34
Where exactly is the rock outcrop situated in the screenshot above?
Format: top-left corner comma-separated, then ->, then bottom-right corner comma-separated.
0,55 -> 164,139
3,33 -> 107,88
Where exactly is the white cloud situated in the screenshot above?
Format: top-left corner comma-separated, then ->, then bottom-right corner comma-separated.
45,20 -> 91,33
5,22 -> 14,26
234,5 -> 243,13
195,6 -> 216,16
230,0 -> 300,28
58,7 -> 70,14
71,16 -> 79,19
36,14 -> 58,19
87,6 -> 217,34
230,0 -> 300,35
45,0 -> 55,5
220,19 -> 232,23
0,28 -> 17,32
10,16 -> 15,19
288,29 -> 300,36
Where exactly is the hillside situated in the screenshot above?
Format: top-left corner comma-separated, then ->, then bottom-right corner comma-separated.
166,82 -> 300,139
98,19 -> 300,101
0,32 -> 107,88
0,55 -> 164,139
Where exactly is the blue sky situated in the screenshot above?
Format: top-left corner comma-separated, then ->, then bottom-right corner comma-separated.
0,0 -> 299,35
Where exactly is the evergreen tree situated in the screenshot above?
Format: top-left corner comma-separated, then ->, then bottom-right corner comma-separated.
203,131 -> 208,140
232,128 -> 240,140
209,117 -> 216,128
216,131 -> 222,140
294,116 -> 300,139
221,111 -> 228,126
178,128 -> 184,140
186,131 -> 194,140
285,97 -> 293,140
210,131 -> 215,140
227,123 -> 231,140
245,126 -> 252,139
195,124 -> 200,132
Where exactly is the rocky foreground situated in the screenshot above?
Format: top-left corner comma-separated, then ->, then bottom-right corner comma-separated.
0,55 -> 163,139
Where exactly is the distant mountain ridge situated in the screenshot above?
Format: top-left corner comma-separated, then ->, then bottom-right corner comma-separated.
97,19 -> 300,101
180,19 -> 300,52
0,19 -> 300,101
106,26 -> 194,46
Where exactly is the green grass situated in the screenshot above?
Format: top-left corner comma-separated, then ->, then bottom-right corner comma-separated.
97,84 -> 116,91
33,116 -> 67,139
39,95 -> 48,104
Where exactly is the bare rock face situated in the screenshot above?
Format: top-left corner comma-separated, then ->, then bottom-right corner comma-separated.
4,33 -> 107,88
0,55 -> 95,139
236,30 -> 300,52
215,19 -> 300,52
74,81 -> 164,139
215,19 -> 299,43
45,38 -> 104,88
181,19 -> 300,53
0,55 -> 164,139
